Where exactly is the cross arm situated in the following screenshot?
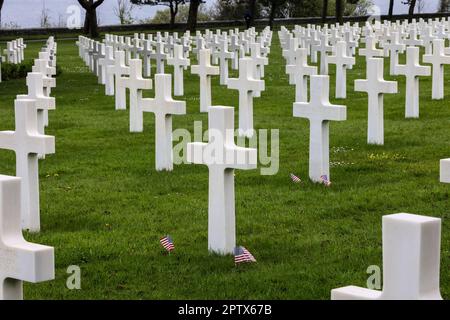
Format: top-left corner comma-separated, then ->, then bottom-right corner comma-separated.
6,242 -> 55,283
28,134 -> 55,155
186,142 -> 208,165
225,145 -> 257,170
379,80 -> 398,94
16,95 -> 55,111
167,100 -> 186,115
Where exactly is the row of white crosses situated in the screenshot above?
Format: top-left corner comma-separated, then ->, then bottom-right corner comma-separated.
78,26 -> 272,138
282,21 -> 445,300
1,38 -> 26,83
1,38 -> 26,64
77,28 -> 273,256
0,37 -> 57,300
280,19 -> 450,183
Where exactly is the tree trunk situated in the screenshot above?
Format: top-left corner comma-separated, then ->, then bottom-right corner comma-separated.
269,0 -> 278,29
169,2 -> 176,29
409,0 -> 417,19
322,0 -> 328,23
84,10 -> 90,34
336,0 -> 343,24
440,0 -> 450,12
186,0 -> 201,32
78,0 -> 104,38
248,0 -> 257,28
88,8 -> 99,38
388,0 -> 394,18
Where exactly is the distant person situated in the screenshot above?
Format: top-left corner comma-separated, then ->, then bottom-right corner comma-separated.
244,9 -> 252,29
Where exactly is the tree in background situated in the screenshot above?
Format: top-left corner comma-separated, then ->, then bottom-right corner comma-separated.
322,0 -> 329,22
40,2 -> 52,28
416,0 -> 425,13
260,0 -> 288,29
282,0 -> 321,18
78,0 -> 105,38
212,0 -> 264,21
388,0 -> 394,18
186,0 -> 203,31
439,0 -> 450,12
130,0 -> 186,28
401,0 -> 417,18
114,0 -> 135,25
0,0 -> 4,27
147,4 -> 210,23
336,0 -> 343,23
247,0 -> 258,27
349,0 -> 374,17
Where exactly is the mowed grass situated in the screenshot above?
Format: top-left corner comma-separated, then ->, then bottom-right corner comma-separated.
0,34 -> 449,300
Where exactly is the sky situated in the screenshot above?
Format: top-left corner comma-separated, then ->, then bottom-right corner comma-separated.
0,0 -> 442,29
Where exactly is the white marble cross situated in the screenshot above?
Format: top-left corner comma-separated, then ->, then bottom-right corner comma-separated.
316,34 -> 333,75
293,75 -> 346,182
423,39 -> 450,100
193,36 -> 205,61
32,59 -> 56,96
187,106 -> 257,254
286,48 -> 317,103
167,44 -> 190,96
250,42 -> 268,80
191,49 -> 220,113
215,38 -> 234,85
141,74 -> 186,171
150,42 -> 167,74
139,39 -> 154,78
31,59 -> 56,128
359,35 -> 384,61
229,35 -> 243,70
282,37 -> 298,66
118,59 -> 152,133
394,46 -> 431,118
124,37 -> 133,63
0,100 -> 55,232
404,27 -> 423,47
332,213 -> 443,300
0,175 -> 54,300
355,58 -> 398,145
328,41 -> 355,99
420,26 -> 436,55
4,42 -> 17,64
384,31 -> 406,75
344,31 -> 357,56
16,73 -> 55,140
100,46 -> 116,96
108,51 -> 130,110
227,58 -> 265,138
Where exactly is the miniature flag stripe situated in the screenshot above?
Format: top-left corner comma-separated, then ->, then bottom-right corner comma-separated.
160,235 -> 175,252
234,246 -> 256,264
320,175 -> 331,186
290,173 -> 301,183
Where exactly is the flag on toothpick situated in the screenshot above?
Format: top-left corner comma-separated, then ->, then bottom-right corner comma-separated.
160,235 -> 175,252
290,173 -> 301,183
234,246 -> 256,265
320,175 -> 331,187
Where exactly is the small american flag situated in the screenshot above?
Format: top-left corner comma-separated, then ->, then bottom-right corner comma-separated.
234,246 -> 256,265
160,235 -> 175,252
290,173 -> 301,183
320,175 -> 331,187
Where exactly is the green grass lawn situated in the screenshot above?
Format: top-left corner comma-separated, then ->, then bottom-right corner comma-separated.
0,35 -> 449,300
